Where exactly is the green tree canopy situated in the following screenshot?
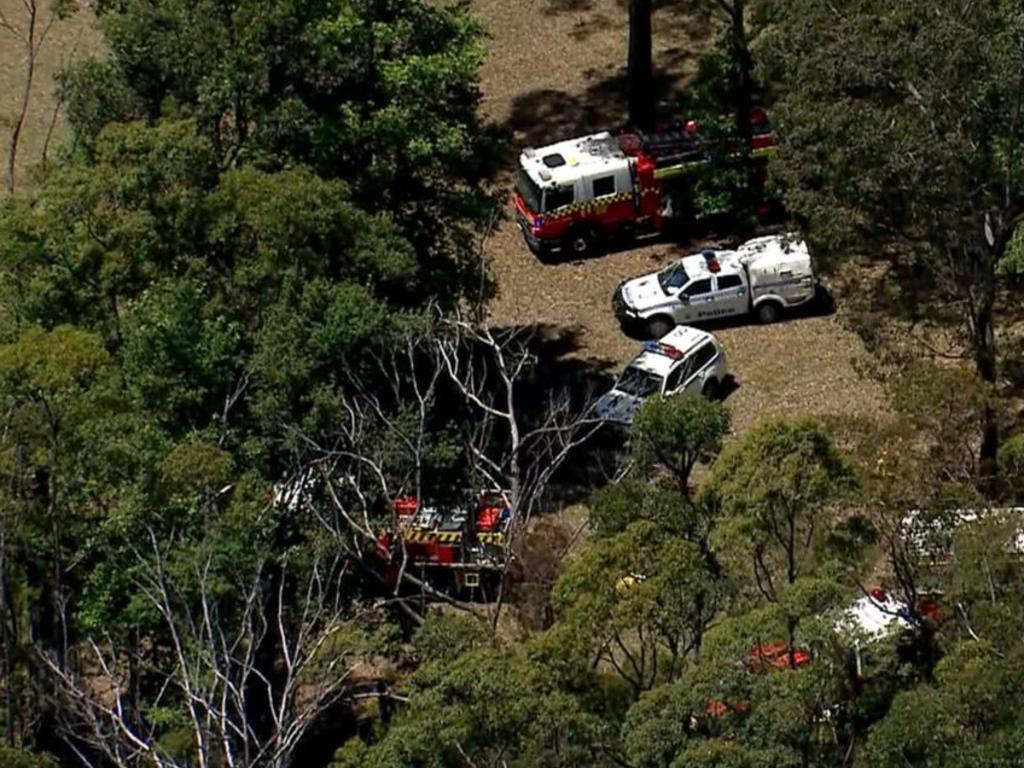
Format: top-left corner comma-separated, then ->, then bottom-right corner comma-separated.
67,0 -> 500,291
707,419 -> 859,600
765,0 -> 1024,466
550,520 -> 725,696
632,392 -> 730,498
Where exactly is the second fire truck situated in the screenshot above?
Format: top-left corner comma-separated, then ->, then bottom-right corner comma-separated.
376,491 -> 512,597
513,110 -> 775,259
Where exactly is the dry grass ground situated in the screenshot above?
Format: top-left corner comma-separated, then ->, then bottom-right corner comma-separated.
0,0 -> 100,189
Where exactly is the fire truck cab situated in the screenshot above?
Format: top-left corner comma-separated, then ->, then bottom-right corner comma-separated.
513,111 -> 774,259
515,131 -> 646,259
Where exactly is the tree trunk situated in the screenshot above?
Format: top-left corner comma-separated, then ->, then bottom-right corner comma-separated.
627,0 -> 655,131
726,0 -> 761,224
786,615 -> 799,670
5,2 -> 38,194
0,519 -> 13,747
974,286 -> 999,476
729,1 -> 754,151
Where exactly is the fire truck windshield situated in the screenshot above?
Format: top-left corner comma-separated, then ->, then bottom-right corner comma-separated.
515,170 -> 542,214
616,365 -> 662,397
657,262 -> 689,292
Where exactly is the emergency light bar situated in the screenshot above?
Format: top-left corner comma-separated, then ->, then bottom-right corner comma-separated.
643,341 -> 683,359
702,250 -> 721,273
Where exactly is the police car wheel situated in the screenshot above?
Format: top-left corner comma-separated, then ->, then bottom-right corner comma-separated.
756,301 -> 781,325
646,316 -> 674,339
702,378 -> 720,399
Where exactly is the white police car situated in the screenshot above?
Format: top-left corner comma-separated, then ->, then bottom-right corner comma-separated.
594,326 -> 728,425
613,234 -> 817,337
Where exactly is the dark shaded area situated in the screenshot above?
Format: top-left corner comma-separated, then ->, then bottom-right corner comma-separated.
506,79 -> 627,149
486,323 -> 625,505
505,68 -> 715,149
717,373 -> 741,400
547,0 -> 595,10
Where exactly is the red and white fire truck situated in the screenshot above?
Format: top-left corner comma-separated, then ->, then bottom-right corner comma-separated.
513,110 -> 775,259
376,490 -> 512,596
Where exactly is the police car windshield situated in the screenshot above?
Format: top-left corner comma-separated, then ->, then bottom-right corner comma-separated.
516,170 -> 542,213
658,262 -> 689,291
616,365 -> 661,397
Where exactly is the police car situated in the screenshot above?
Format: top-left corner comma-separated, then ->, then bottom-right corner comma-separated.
594,326 -> 728,425
613,234 -> 817,337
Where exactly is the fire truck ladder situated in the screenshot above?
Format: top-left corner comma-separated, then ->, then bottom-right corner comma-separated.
620,127 -> 708,179
624,122 -> 773,181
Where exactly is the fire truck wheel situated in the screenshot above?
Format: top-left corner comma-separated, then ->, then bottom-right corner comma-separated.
755,301 -> 782,325
563,225 -> 602,259
646,316 -> 674,339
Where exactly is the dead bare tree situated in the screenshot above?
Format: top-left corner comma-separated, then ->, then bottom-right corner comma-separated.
283,316 -> 602,627
0,0 -> 76,193
43,526 -> 369,768
276,324 -> 485,622
437,316 -> 603,626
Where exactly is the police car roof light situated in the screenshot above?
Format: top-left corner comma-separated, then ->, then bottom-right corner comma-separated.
702,250 -> 721,273
661,344 -> 683,359
644,341 -> 683,359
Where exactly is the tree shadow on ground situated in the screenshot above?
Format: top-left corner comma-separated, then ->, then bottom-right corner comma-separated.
547,0 -> 596,11
544,0 -> 717,25
504,69 -> 697,148
485,322 -> 627,506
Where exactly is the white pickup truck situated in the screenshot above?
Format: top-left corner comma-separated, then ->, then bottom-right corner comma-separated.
612,234 -> 817,338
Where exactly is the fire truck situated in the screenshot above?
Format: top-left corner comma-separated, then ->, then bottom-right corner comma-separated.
376,490 -> 513,597
513,110 -> 775,259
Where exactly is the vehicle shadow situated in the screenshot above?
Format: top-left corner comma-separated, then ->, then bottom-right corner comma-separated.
718,374 -> 741,401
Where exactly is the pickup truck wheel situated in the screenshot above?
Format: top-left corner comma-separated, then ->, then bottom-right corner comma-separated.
564,225 -> 602,259
646,316 -> 674,339
755,301 -> 782,325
